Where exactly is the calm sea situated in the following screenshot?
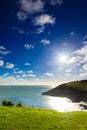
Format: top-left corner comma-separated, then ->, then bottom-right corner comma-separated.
0,85 -> 52,109
0,85 -> 83,112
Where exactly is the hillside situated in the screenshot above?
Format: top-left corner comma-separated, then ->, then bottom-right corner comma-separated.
0,106 -> 87,130
42,80 -> 87,102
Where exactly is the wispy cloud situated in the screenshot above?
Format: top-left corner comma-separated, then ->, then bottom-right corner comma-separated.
57,67 -> 63,71
24,44 -> 34,49
83,63 -> 87,71
36,26 -> 45,34
33,14 -> 55,26
50,0 -> 63,6
66,68 -> 72,73
44,72 -> 54,78
70,32 -> 75,36
40,38 -> 50,45
5,63 -> 14,69
83,35 -> 87,40
3,73 -> 10,77
12,26 -> 29,35
0,45 -> 11,55
17,0 -> 44,21
0,60 -> 4,66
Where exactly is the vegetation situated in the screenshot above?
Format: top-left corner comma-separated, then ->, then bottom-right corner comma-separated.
0,106 -> 87,130
65,80 -> 87,91
2,100 -> 22,107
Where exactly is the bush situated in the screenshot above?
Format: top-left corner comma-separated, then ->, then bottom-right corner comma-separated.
7,101 -> 14,106
2,100 -> 8,106
2,100 -> 14,106
16,102 -> 22,107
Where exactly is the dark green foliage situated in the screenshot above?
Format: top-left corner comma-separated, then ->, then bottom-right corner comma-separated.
7,101 -> 14,106
16,102 -> 22,107
2,100 -> 8,106
2,100 -> 14,106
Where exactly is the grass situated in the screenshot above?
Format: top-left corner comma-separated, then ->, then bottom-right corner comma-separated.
0,106 -> 87,130
65,80 -> 87,91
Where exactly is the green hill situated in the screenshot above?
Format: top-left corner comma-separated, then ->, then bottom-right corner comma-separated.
42,79 -> 87,102
0,106 -> 87,130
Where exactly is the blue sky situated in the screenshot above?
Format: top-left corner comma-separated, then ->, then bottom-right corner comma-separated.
0,0 -> 87,85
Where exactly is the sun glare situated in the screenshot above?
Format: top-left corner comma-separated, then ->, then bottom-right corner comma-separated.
59,54 -> 68,63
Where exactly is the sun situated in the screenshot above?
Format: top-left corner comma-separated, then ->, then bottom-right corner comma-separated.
59,54 -> 68,63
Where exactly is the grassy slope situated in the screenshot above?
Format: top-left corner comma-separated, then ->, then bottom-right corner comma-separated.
0,106 -> 87,130
65,80 -> 87,91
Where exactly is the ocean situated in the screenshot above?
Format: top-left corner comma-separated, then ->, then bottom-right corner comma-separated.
0,85 -> 83,112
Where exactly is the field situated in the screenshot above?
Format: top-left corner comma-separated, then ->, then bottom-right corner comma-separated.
0,106 -> 87,130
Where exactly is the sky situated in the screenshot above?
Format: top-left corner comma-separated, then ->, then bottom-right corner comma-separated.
0,0 -> 87,86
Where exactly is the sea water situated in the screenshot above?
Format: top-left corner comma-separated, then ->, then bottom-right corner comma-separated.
0,85 -> 83,112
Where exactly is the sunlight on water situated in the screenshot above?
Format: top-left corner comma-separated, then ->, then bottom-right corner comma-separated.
47,97 -> 81,112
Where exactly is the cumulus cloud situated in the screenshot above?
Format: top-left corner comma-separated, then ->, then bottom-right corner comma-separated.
33,14 -> 55,26
79,72 -> 87,77
25,62 -> 30,66
40,39 -> 50,45
5,63 -> 14,69
27,74 -> 36,77
27,70 -> 34,73
0,45 -> 11,55
0,60 -> 4,66
50,0 -> 63,6
17,0 -> 44,21
44,72 -> 54,77
24,44 -> 34,49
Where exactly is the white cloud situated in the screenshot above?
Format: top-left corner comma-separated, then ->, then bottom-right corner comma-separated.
83,63 -> 87,71
74,44 -> 87,56
0,60 -> 4,66
40,39 -> 50,45
18,70 -> 24,74
33,14 -> 55,26
44,72 -> 54,77
0,45 -> 11,55
66,68 -> 72,73
50,0 -> 63,6
17,0 -> 44,21
24,44 -> 34,49
36,26 -> 44,34
66,73 -> 71,77
27,74 -> 36,77
82,41 -> 87,44
27,70 -> 34,73
3,73 -> 9,77
57,67 -> 63,71
68,56 -> 81,64
83,35 -> 87,40
70,32 -> 75,36
25,62 -> 30,66
5,63 -> 14,69
13,26 -> 29,35
79,72 -> 87,77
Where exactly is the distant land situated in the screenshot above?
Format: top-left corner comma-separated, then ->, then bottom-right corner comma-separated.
42,79 -> 87,103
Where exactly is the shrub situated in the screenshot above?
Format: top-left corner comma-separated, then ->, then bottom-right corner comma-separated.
2,100 -> 14,106
2,100 -> 8,106
7,101 -> 14,106
16,102 -> 22,107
